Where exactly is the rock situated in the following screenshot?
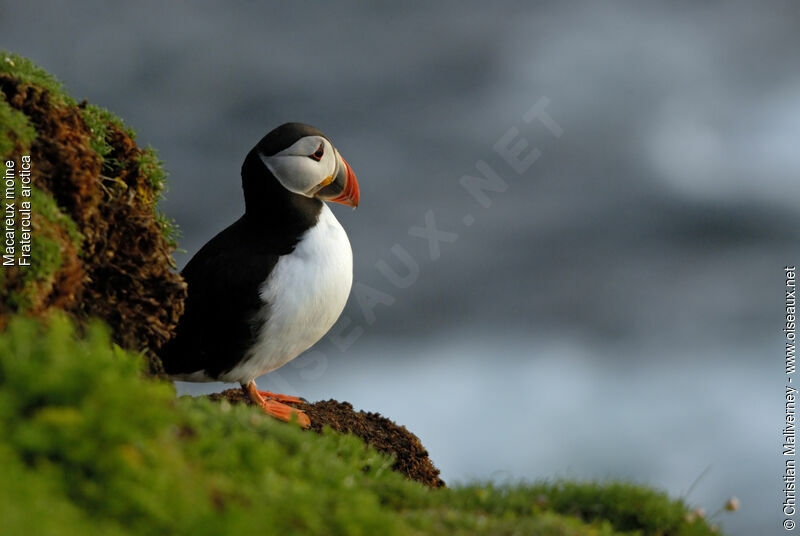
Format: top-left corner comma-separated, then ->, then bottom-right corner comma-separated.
0,52 -> 186,375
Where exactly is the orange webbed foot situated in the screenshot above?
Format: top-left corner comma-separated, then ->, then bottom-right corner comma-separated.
260,398 -> 311,428
242,381 -> 310,428
256,390 -> 307,404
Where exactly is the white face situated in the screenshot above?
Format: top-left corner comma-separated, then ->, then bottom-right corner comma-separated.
258,135 -> 338,197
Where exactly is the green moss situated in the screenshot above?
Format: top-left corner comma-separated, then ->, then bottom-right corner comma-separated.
0,315 -> 727,535
0,96 -> 36,160
31,185 -> 82,247
80,103 -> 138,166
81,103 -> 137,140
155,209 -> 181,251
136,146 -> 166,194
80,104 -> 118,160
0,51 -> 71,106
431,481 -> 722,536
136,146 -> 180,248
0,443 -> 128,536
79,104 -> 179,248
6,233 -> 60,310
4,188 -> 82,311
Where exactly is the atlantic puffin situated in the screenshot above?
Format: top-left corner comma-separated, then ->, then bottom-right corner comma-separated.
160,122 -> 359,428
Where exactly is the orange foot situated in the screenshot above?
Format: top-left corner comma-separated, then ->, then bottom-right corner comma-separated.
242,381 -> 310,428
256,390 -> 307,404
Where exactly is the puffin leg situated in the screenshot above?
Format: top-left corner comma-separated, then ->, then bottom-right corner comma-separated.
256,390 -> 307,404
242,380 -> 310,428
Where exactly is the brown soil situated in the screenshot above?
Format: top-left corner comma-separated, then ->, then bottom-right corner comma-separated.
0,74 -> 186,375
209,388 -> 445,489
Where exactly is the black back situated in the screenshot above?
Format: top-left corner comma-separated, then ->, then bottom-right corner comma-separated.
160,124 -> 325,378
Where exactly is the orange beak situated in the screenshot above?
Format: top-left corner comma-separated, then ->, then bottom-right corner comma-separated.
317,153 -> 359,208
328,156 -> 359,207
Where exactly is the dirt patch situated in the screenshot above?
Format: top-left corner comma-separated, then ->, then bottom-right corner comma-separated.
0,74 -> 186,375
209,388 -> 445,489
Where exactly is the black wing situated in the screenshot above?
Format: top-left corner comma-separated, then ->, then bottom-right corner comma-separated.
159,216 -> 289,379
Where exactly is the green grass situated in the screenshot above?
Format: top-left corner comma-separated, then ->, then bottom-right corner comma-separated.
4,187 -> 83,311
0,97 -> 36,160
0,51 -> 69,104
30,185 -> 83,247
0,315 -> 726,535
81,103 -> 130,160
136,146 -> 180,249
80,103 -> 179,247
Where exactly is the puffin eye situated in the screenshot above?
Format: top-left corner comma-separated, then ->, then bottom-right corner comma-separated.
309,143 -> 325,161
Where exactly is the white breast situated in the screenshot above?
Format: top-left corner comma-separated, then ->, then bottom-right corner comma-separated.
221,204 -> 352,383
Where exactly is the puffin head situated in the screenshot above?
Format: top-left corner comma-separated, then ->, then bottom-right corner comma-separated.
246,122 -> 359,209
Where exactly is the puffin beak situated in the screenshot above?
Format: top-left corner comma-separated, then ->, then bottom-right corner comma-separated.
315,151 -> 359,207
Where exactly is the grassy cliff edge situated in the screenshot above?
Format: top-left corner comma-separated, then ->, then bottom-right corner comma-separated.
0,316 -> 725,535
0,51 -> 185,376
